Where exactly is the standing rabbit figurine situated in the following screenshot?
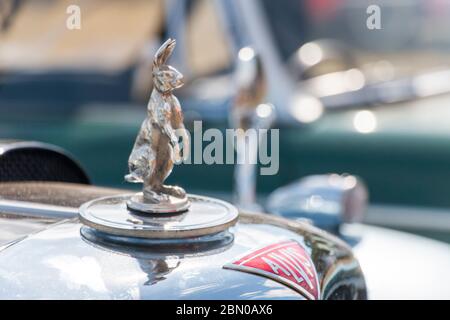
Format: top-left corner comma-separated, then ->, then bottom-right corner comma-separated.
125,39 -> 190,213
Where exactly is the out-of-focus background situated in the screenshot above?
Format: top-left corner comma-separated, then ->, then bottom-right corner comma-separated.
2,0 -> 450,242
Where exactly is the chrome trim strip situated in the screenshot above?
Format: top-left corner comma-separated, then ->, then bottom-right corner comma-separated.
0,199 -> 78,219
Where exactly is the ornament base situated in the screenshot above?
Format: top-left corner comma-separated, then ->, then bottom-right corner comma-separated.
127,192 -> 190,214
79,194 -> 238,239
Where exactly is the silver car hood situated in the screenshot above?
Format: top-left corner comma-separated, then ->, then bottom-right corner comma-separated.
0,208 -> 366,299
343,224 -> 450,299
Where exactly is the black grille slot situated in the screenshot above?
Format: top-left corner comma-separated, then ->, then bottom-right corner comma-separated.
0,148 -> 89,184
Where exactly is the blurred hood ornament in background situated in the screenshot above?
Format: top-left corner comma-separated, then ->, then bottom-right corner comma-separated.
78,39 -> 238,240
231,46 -> 275,212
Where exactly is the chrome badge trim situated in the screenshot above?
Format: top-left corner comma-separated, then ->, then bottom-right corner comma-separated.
223,240 -> 320,300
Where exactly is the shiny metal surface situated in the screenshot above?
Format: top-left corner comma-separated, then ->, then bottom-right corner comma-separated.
79,194 -> 238,239
125,38 -> 190,213
0,211 -> 365,300
0,199 -> 76,219
127,192 -> 190,214
0,213 -> 56,247
5,180 -> 450,299
81,228 -> 235,256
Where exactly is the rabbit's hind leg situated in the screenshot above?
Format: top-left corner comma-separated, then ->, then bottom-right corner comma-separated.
147,134 -> 173,190
151,141 -> 187,199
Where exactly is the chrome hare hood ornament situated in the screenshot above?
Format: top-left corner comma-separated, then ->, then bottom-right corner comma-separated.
126,38 -> 190,213
78,39 -> 238,240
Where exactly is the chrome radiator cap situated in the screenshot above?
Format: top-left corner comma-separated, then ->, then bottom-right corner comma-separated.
79,194 -> 238,240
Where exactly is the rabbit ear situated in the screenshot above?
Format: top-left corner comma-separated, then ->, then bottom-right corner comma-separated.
154,38 -> 176,67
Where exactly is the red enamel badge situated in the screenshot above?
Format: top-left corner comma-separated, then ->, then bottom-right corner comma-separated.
224,240 -> 320,299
